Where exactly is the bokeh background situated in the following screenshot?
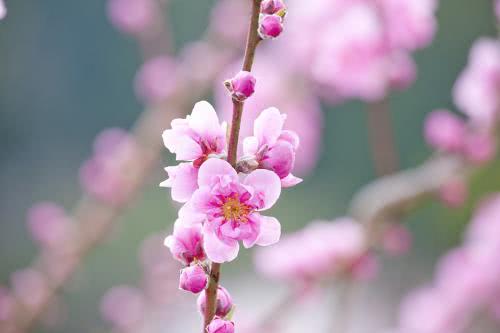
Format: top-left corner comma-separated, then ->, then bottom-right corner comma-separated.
0,0 -> 499,332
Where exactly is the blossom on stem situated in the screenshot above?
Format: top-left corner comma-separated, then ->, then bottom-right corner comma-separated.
423,110 -> 466,153
27,202 -> 74,250
242,107 -> 302,187
164,223 -> 206,266
179,264 -> 208,294
206,317 -> 235,333
261,0 -> 286,16
463,131 -> 497,165
224,71 -> 256,102
161,101 -> 227,202
178,158 -> 282,263
197,286 -> 233,318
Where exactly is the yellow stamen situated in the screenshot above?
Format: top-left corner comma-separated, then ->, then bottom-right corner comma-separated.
222,196 -> 251,222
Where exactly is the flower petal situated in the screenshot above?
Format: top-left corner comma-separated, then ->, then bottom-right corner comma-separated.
256,216 -> 281,246
189,101 -> 223,139
244,169 -> 281,210
281,173 -> 303,188
198,158 -> 237,187
203,226 -> 239,263
254,107 -> 285,146
243,136 -> 259,156
162,163 -> 199,203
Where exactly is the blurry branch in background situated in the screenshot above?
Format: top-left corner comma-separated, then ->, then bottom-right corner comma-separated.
1,5 -> 239,333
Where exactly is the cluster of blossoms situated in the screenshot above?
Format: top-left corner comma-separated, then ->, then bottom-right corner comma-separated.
258,0 -> 287,40
393,194 -> 500,333
424,38 -> 500,207
0,0 -> 5,20
162,99 -> 300,263
279,0 -> 438,102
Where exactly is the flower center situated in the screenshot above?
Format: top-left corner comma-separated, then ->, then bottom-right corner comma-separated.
222,196 -> 251,222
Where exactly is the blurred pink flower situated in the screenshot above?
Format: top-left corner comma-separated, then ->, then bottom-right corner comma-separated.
10,269 -> 49,310
423,110 -> 466,153
438,178 -> 468,208
161,101 -> 227,202
0,287 -> 14,322
164,223 -> 206,266
255,218 -> 369,283
178,159 -> 281,263
310,3 -> 390,101
380,0 -> 438,51
209,0 -> 249,45
0,0 -> 6,20
453,38 -> 500,127
27,202 -> 74,250
242,107 -> 302,187
179,265 -> 208,294
216,59 -> 323,176
80,128 -> 139,205
388,51 -> 417,91
135,56 -> 177,104
349,253 -> 379,281
206,317 -> 235,333
197,286 -> 233,318
382,224 -> 412,256
107,0 -> 157,36
100,285 -> 146,331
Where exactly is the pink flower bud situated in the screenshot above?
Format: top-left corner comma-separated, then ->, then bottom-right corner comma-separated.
224,71 -> 256,101
260,0 -> 286,15
179,265 -> 207,294
258,14 -> 283,39
206,317 -> 235,333
197,286 -> 233,318
464,132 -> 496,165
424,110 -> 466,153
27,202 -> 73,250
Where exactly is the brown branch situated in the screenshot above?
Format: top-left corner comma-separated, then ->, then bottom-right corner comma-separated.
204,0 -> 263,330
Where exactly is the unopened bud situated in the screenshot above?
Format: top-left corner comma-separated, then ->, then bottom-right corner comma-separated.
206,317 -> 235,333
179,265 -> 208,294
197,286 -> 233,318
258,14 -> 284,39
224,71 -> 256,101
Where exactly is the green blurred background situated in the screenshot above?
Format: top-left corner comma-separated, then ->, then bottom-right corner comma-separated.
0,0 -> 499,332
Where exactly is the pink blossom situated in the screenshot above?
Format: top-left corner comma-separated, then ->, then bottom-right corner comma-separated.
164,222 -> 206,266
100,285 -> 145,331
258,14 -> 284,39
382,224 -> 412,256
206,317 -> 235,333
438,178 -> 468,208
453,38 -> 500,126
242,108 -> 302,187
197,286 -> 233,318
224,71 -> 256,101
179,264 -> 208,294
0,0 -> 6,20
463,131 -> 497,165
423,110 -> 466,153
216,59 -> 323,176
310,3 -> 391,101
388,52 -> 417,91
134,56 -> 177,104
209,0 -> 249,46
161,101 -> 227,202
349,254 -> 379,281
255,218 -> 368,282
178,158 -> 282,263
107,0 -> 157,36
380,0 -> 438,51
